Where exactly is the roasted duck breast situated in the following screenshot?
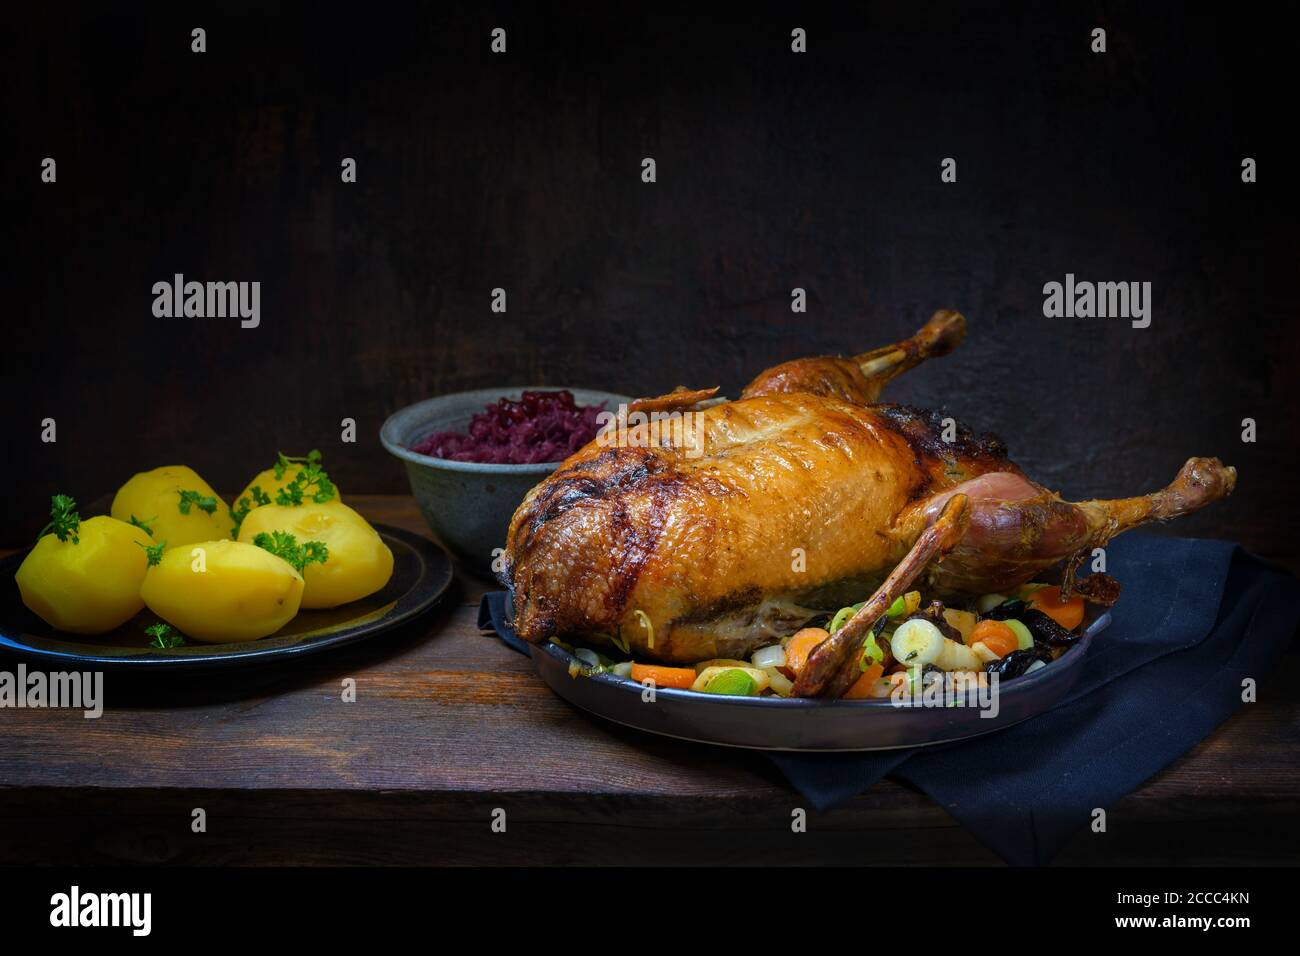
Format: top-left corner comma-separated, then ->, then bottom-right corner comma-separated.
503,311 -> 1235,693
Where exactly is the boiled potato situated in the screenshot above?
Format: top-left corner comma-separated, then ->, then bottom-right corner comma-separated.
111,465 -> 231,546
237,500 -> 392,608
140,539 -> 303,642
15,516 -> 152,634
234,462 -> 343,517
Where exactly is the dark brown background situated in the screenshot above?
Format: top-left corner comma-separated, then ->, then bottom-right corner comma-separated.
6,2 -> 1297,559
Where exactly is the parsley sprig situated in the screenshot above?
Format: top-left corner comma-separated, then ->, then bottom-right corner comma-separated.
273,450 -> 320,481
230,485 -> 271,537
137,540 -> 167,567
252,530 -> 329,573
177,489 -> 218,516
38,495 -> 82,544
145,622 -> 185,649
128,514 -> 157,536
273,450 -> 336,506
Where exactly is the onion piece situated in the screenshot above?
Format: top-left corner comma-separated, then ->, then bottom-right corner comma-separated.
633,609 -> 654,648
868,677 -> 896,699
933,638 -> 982,672
763,666 -> 794,697
751,644 -> 787,669
891,618 -> 945,666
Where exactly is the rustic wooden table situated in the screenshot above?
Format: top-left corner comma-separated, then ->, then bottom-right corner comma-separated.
1,495 -> 1296,865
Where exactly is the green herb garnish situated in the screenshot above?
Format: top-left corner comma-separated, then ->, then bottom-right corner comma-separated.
137,540 -> 167,567
229,485 -> 272,536
252,530 -> 329,573
273,451 -> 336,506
38,495 -> 82,544
128,514 -> 157,536
145,622 -> 185,649
273,449 -> 321,480
177,489 -> 218,516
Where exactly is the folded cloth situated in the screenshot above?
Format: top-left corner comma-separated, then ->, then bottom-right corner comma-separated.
479,535 -> 1300,865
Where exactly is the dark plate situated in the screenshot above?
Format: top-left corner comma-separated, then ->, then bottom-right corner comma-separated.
530,608 -> 1111,751
0,524 -> 452,671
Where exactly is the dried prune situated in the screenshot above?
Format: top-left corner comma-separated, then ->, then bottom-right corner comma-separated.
985,645 -> 1051,678
982,599 -> 1027,621
1074,573 -> 1122,607
1022,608 -> 1080,646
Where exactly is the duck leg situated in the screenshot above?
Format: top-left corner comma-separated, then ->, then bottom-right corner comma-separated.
904,457 -> 1238,596
792,494 -> 971,699
741,309 -> 966,404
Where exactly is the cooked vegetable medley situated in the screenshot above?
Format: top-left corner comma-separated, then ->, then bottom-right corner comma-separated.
556,581 -> 1092,699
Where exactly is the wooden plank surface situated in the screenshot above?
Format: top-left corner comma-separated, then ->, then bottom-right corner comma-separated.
0,496 -> 1296,865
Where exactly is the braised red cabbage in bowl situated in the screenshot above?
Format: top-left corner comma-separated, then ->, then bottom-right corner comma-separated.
409,390 -> 605,465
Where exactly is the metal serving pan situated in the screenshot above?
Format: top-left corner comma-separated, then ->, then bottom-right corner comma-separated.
529,608 -> 1110,751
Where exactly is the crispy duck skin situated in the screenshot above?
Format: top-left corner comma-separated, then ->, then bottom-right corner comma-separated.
504,311 -> 1236,690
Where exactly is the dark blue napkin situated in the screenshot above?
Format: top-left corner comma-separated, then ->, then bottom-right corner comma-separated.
478,535 -> 1300,865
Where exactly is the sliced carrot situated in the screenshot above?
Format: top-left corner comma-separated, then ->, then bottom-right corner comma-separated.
629,664 -> 697,690
1028,585 -> 1085,631
784,627 -> 830,677
842,661 -> 886,699
969,619 -> 1017,658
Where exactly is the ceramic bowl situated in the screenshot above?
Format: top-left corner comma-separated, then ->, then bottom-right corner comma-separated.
380,387 -> 630,572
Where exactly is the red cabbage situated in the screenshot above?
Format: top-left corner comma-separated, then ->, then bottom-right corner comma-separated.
411,390 -> 605,465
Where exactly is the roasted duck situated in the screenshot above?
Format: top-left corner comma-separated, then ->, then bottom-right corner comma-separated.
503,311 -> 1236,697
